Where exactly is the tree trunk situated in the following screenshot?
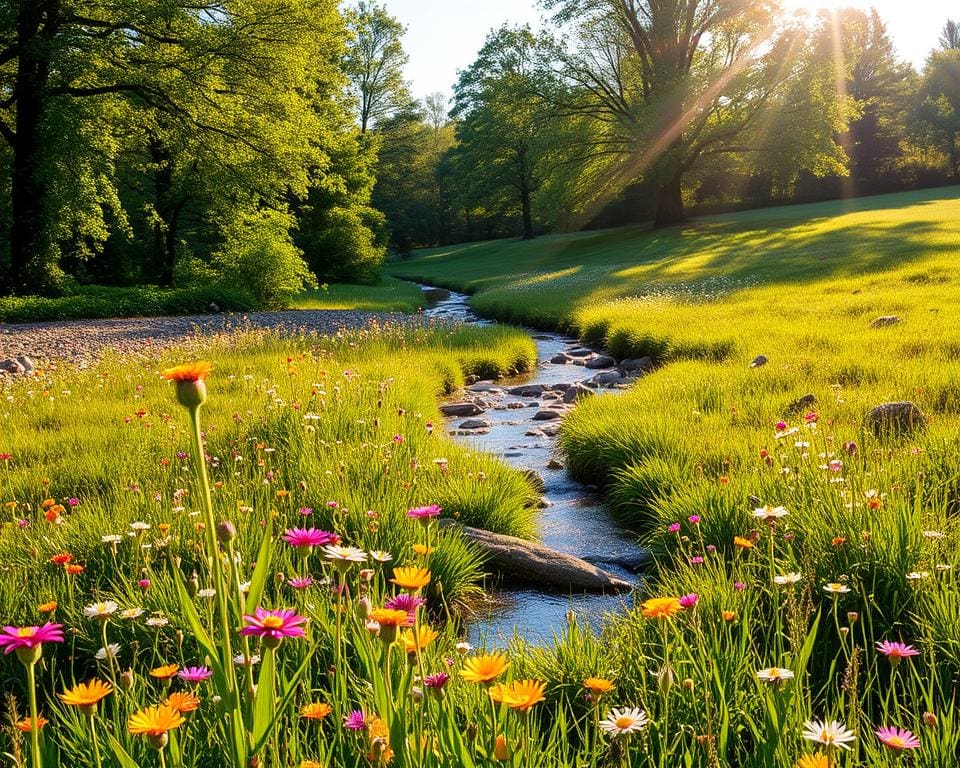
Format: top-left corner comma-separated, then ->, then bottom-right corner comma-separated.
8,2 -> 55,293
518,146 -> 534,240
654,172 -> 685,228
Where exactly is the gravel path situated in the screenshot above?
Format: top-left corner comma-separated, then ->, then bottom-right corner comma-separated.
0,309 -> 408,363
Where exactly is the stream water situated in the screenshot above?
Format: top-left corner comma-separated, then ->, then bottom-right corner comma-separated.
419,286 -> 644,645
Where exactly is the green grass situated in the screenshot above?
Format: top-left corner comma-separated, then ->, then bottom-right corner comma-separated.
292,276 -> 424,313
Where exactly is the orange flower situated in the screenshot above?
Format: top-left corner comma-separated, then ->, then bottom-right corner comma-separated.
640,597 -> 682,620
412,543 -> 432,556
128,705 -> 185,736
276,490 -> 289,498
300,702 -> 333,720
461,653 -> 510,684
584,677 -> 615,698
59,679 -> 113,714
49,552 -> 73,565
41,499 -> 55,508
38,601 -> 57,614
149,664 -> 180,680
161,362 -> 211,382
722,610 -> 737,622
65,564 -> 85,575
494,734 -> 511,761
368,609 -> 409,627
831,536 -> 847,547
390,566 -> 431,592
158,523 -> 171,534
164,691 -> 200,713
400,624 -> 438,654
733,536 -> 754,550
16,716 -> 48,732
489,679 -> 546,712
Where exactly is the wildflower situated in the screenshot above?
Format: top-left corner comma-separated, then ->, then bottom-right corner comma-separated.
494,734 -> 510,761
282,528 -> 340,550
102,534 -> 122,545
369,550 -> 393,563
906,571 -> 930,580
774,572 -> 802,586
128,704 -> 185,748
489,680 -> 546,712
802,719 -> 856,750
49,553 -> 73,565
876,641 -> 920,664
874,726 -> 920,750
38,601 -> 57,614
322,545 -> 367,569
0,623 -> 64,663
831,537 -> 846,547
412,543 -> 432,556
722,610 -> 737,622
65,564 -> 85,575
689,556 -> 704,565
679,593 -> 699,609
640,597 -> 682,619
922,530 -> 944,539
178,666 -> 213,684
145,616 -> 169,628
599,707 -> 649,736
59,679 -> 113,715
120,608 -> 144,620
197,588 -> 216,599
401,624 -> 438,654
584,677 -> 615,698
164,691 -> 201,713
688,515 -> 701,524
668,522 -> 681,533
753,505 -> 789,522
150,664 -> 179,680
390,566 -> 431,592
922,711 -> 937,729
288,576 -> 314,590
83,601 -> 119,621
138,579 -> 151,590
301,702 -> 333,720
344,710 -> 367,730
408,504 -> 442,522
794,755 -> 830,768
822,583 -> 850,595
461,653 -> 510,684
734,536 -> 754,550
241,608 -> 308,647
756,667 -> 795,684
301,762 -> 322,768
455,641 -> 472,655
424,672 -> 450,690
733,581 -> 746,591
15,716 -> 48,732
161,362 -> 211,409
95,644 -> 121,661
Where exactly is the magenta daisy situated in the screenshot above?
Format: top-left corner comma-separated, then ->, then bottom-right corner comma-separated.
241,608 -> 307,648
407,505 -> 442,522
0,623 -> 64,663
384,593 -> 426,627
876,640 -> 920,663
287,576 -> 314,590
424,672 -> 449,689
679,593 -> 699,608
177,666 -> 213,684
281,528 -> 340,550
875,726 -> 921,750
343,710 -> 367,730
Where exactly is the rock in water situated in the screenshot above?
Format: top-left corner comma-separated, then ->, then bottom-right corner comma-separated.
438,520 -> 633,592
440,402 -> 484,417
532,409 -> 564,421
458,418 -> 492,430
866,402 -> 926,437
563,384 -> 595,404
585,354 -> 617,369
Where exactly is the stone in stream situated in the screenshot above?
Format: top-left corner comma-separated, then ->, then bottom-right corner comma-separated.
540,424 -> 561,437
583,551 -> 651,573
508,384 -> 551,397
440,402 -> 484,417
525,428 -> 546,437
563,384 -> 595,404
541,391 -> 562,401
550,353 -> 571,364
588,370 -> 625,387
566,348 -> 594,358
421,287 -> 451,303
506,402 -> 528,410
522,469 -> 547,492
550,382 -> 572,391
468,382 -> 504,394
546,458 -> 564,470
458,418 -> 492,430
585,354 -> 617,369
532,408 -> 564,421
438,519 -> 632,592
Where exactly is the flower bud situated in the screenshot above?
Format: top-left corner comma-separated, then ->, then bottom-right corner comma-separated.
923,711 -> 937,729
657,664 -> 675,695
216,520 -> 236,544
847,611 -> 859,624
120,669 -> 135,690
494,734 -> 510,761
683,678 -> 694,692
174,379 -> 206,410
187,571 -> 199,597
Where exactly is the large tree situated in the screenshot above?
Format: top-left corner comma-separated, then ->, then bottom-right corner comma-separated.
542,0 -> 846,227
917,49 -> 960,180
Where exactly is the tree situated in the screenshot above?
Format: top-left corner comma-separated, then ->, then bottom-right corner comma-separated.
941,19 -> 960,50
542,0 -> 846,227
451,26 -> 555,240
344,1 -> 412,134
917,50 -> 960,180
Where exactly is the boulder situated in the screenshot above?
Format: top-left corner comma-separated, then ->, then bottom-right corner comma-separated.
585,354 -> 617,369
550,382 -> 571,392
550,353 -> 571,364
566,348 -> 594,358
458,418 -> 492,430
508,384 -> 550,397
421,287 -> 451,303
15,355 -> 34,373
870,315 -> 901,328
866,402 -> 926,437
540,424 -> 561,437
438,519 -> 633,592
542,391 -> 562,401
620,357 -> 654,373
750,355 -> 768,368
532,408 -> 564,421
787,393 -> 816,413
546,458 -> 564,470
0,358 -> 25,375
589,370 -> 624,387
440,402 -> 483,417
563,384 -> 595,404
583,551 -> 651,573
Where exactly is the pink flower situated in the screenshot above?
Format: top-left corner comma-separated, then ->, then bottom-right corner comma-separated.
775,421 -> 787,431
407,505 -> 442,521
178,666 -> 213,684
424,672 -> 449,689
288,576 -> 314,590
687,515 -> 700,524
679,593 -> 699,608
0,623 -> 64,660
875,726 -> 920,750
804,411 -> 819,423
281,528 -> 340,549
298,507 -> 313,517
689,556 -> 704,565
876,640 -> 920,663
343,710 -> 367,730
384,593 -> 426,627
241,608 -> 307,647
668,522 -> 681,534
138,579 -> 151,590
734,581 -> 747,591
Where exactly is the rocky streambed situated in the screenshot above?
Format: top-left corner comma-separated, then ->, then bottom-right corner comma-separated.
419,287 -> 649,644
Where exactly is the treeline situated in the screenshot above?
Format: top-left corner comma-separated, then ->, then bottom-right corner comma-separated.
373,4 -> 960,252
0,1 -> 391,302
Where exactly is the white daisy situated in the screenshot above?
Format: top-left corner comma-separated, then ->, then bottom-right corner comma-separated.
756,667 -> 795,684
120,607 -> 144,620
802,719 -> 856,750
83,601 -> 118,621
906,571 -> 930,580
95,643 -> 121,661
823,583 -> 850,595
774,572 -> 802,586
753,505 -> 789,522
599,707 -> 649,736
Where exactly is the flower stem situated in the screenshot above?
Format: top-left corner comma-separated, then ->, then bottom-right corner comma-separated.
88,716 -> 103,768
25,662 -> 41,768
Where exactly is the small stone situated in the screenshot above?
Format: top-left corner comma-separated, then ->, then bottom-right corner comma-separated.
537,497 -> 553,508
550,353 -> 571,364
506,402 -> 527,410
467,382 -> 503,393
440,402 -> 483,417
532,409 -> 564,421
542,391 -> 562,401
523,470 -> 547,492
540,424 -> 561,437
507,384 -> 550,397
750,355 -> 768,368
458,418 -> 492,430
546,458 -> 564,470
585,354 -> 617,369
566,348 -> 594,358
866,402 -> 926,437
870,315 -> 901,328
525,429 -> 546,437
550,382 -> 571,391
589,370 -> 624,387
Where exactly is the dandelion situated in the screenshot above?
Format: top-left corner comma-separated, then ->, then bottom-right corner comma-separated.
802,719 -> 856,751
301,702 -> 333,720
83,601 -> 118,621
38,601 -> 57,614
390,566 -> 431,592
164,691 -> 201,713
412,543 -> 432,556
128,704 -> 185,749
461,653 -> 510,684
874,726 -> 920,750
756,667 -> 795,684
161,362 -> 211,410
599,707 -> 649,736
722,610 -> 737,622
774,572 -> 802,586
178,666 -> 213,684
640,597 -> 682,619
65,564 -> 85,575
59,679 -> 113,715
241,608 -> 308,647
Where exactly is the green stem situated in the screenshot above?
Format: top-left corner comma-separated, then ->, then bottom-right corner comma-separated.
25,662 -> 41,768
88,716 -> 103,768
158,747 -> 167,768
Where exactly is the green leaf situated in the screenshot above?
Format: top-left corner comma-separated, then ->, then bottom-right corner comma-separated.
244,525 -> 274,615
252,646 -> 277,749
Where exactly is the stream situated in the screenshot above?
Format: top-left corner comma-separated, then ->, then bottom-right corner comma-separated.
418,286 -> 645,645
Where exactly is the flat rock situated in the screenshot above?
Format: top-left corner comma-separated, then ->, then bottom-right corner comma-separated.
870,315 -> 901,328
550,353 -> 571,364
524,428 -> 546,437
539,424 -> 561,437
866,401 -> 926,437
750,355 -> 768,368
438,519 -> 633,592
589,371 -> 624,387
458,418 -> 492,430
508,384 -> 551,397
542,391 -> 562,401
532,409 -> 564,421
550,382 -> 571,391
440,402 -> 484,417
467,382 -> 503,393
585,354 -> 617,369
15,355 -> 35,372
566,348 -> 594,358
421,287 -> 450,303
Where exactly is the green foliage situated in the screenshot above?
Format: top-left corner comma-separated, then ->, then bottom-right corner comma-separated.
293,276 -> 424,313
299,205 -> 387,284
212,211 -> 317,310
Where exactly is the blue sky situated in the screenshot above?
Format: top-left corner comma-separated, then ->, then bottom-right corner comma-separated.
384,0 -> 948,101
